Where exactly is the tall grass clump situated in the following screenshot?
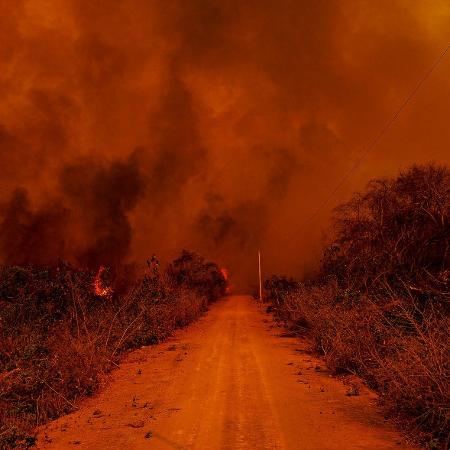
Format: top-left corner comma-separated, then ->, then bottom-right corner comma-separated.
0,250 -> 227,449
267,164 -> 449,446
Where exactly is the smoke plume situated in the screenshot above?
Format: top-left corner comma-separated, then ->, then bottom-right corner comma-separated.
0,0 -> 449,288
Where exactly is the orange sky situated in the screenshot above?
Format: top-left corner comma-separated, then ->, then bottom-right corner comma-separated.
0,0 -> 449,287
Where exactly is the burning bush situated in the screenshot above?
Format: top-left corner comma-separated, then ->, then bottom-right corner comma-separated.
268,164 -> 450,446
0,251 -> 226,448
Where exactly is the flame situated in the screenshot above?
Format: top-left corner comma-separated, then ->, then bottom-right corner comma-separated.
220,267 -> 232,294
220,267 -> 229,281
93,266 -> 113,297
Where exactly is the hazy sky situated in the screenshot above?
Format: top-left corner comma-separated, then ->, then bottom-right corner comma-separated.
0,0 -> 449,288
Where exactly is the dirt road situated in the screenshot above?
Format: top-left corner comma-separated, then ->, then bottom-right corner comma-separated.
38,296 -> 413,449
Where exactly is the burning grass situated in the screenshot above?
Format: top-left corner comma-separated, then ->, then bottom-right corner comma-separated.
0,251 -> 227,449
267,164 -> 450,447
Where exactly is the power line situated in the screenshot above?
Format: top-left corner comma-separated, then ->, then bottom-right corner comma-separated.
301,44 -> 450,227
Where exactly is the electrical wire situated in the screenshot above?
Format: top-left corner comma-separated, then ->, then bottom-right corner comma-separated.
301,44 -> 450,227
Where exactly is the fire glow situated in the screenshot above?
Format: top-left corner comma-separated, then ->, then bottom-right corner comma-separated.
220,267 -> 232,294
220,267 -> 229,281
93,266 -> 113,297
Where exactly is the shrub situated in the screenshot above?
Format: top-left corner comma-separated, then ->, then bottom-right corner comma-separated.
0,251 -> 227,448
167,250 -> 228,301
264,275 -> 300,306
322,164 -> 449,306
269,164 -> 449,446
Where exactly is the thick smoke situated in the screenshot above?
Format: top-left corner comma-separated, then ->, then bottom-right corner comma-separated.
0,0 -> 449,288
60,150 -> 146,267
0,188 -> 69,266
0,151 -> 145,268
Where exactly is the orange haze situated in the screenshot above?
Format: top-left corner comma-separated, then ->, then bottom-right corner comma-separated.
0,0 -> 449,288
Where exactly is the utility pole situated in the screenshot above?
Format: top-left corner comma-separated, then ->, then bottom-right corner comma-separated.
258,250 -> 263,302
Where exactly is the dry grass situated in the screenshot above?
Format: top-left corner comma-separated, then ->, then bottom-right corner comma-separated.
275,285 -> 449,447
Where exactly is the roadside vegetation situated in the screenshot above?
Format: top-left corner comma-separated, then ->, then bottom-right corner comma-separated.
0,250 -> 227,449
266,164 -> 449,447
